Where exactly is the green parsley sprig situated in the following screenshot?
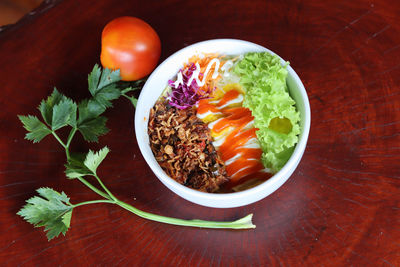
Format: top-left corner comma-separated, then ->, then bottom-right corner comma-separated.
17,65 -> 255,241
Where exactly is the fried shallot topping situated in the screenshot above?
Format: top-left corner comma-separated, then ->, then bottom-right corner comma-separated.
148,101 -> 228,192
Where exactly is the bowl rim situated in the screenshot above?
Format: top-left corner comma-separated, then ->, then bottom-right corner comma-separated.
135,38 -> 311,207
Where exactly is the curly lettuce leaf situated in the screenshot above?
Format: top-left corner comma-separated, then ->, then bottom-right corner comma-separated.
234,52 -> 300,172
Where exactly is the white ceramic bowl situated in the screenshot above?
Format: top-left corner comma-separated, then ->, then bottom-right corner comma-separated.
135,39 -> 311,208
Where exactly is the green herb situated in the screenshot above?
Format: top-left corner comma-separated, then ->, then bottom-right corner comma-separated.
17,188 -> 73,240
17,65 -> 255,241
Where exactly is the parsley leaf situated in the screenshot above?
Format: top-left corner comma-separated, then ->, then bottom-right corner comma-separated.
91,83 -> 121,111
84,147 -> 110,174
77,114 -> 109,142
88,65 -> 121,111
17,187 -> 73,241
38,88 -> 67,126
89,65 -> 121,95
65,153 -> 92,179
75,66 -> 121,142
37,88 -> 77,131
52,98 -> 77,130
88,64 -> 102,95
131,98 -> 138,108
77,99 -> 105,123
65,148 -> 109,178
18,115 -> 51,143
125,95 -> 138,108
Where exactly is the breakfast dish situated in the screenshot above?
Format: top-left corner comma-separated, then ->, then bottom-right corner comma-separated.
148,52 -> 300,192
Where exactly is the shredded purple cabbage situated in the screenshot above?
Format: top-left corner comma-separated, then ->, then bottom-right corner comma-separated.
167,63 -> 213,109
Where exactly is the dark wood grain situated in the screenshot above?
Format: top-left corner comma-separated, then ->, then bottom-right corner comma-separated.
0,0 -> 399,266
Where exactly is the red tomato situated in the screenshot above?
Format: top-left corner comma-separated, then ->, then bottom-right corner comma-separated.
100,16 -> 161,81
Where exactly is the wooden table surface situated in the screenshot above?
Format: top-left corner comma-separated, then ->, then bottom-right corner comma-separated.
0,0 -> 399,266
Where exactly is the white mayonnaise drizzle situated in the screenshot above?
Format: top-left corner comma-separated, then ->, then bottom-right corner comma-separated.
217,94 -> 244,109
242,138 -> 260,149
230,160 -> 259,177
173,57 -> 233,88
225,154 -> 241,165
207,117 -> 223,130
187,58 -> 220,87
196,110 -> 222,120
173,71 -> 184,88
212,136 -> 226,148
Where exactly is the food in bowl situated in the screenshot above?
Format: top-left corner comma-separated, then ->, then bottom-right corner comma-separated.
148,101 -> 229,192
148,51 -> 300,193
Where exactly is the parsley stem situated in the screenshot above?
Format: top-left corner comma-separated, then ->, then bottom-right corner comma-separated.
116,200 -> 256,229
77,177 -> 111,200
66,128 -> 77,149
122,93 -> 137,108
59,127 -> 117,205
64,128 -> 77,160
51,131 -> 67,149
72,199 -> 115,208
120,78 -> 146,94
121,88 -> 135,94
93,174 -> 118,201
60,128 -> 115,202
